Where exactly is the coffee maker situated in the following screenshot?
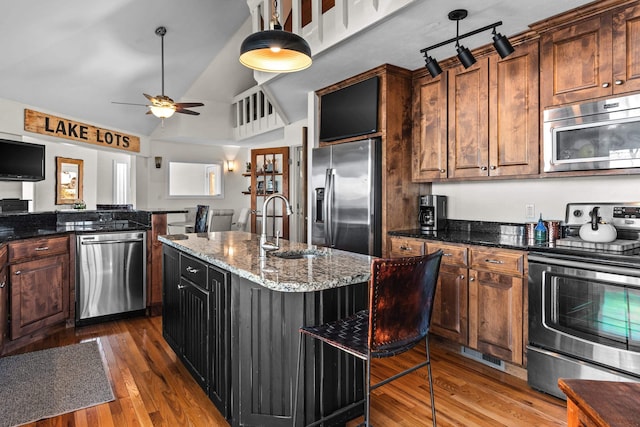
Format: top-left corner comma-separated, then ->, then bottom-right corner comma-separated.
419,195 -> 447,232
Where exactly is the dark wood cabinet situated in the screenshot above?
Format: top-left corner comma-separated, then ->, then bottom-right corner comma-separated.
0,245 -> 7,349
147,213 -> 168,315
413,39 -> 539,181
9,253 -> 69,340
7,236 -> 70,341
447,40 -> 539,179
468,247 -> 525,365
162,245 -> 230,419
412,72 -> 448,181
539,1 -> 640,107
425,241 -> 469,345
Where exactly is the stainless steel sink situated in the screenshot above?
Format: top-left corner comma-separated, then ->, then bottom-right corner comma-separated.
270,249 -> 327,259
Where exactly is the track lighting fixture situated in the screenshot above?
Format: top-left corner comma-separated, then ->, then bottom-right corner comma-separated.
423,52 -> 443,78
239,0 -> 312,73
419,9 -> 515,77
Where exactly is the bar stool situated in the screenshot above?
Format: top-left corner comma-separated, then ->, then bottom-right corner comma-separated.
293,250 -> 443,427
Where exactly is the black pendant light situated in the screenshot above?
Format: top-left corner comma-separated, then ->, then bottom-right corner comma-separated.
450,9 -> 476,69
239,0 -> 312,73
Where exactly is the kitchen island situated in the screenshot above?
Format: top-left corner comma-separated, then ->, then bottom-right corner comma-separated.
159,231 -> 373,427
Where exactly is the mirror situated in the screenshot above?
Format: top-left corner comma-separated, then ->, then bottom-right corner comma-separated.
56,157 -> 83,205
168,161 -> 224,198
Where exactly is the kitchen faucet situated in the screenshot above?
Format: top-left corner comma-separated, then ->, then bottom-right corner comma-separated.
260,194 -> 294,258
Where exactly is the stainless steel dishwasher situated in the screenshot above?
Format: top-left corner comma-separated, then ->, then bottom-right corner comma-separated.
76,231 -> 146,324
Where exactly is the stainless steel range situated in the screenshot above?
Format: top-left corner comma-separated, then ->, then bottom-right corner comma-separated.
528,202 -> 640,399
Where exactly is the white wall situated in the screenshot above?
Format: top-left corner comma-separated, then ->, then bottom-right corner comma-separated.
432,174 -> 640,223
136,139 -> 250,225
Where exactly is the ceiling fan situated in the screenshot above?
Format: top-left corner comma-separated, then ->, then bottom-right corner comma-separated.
113,26 -> 204,119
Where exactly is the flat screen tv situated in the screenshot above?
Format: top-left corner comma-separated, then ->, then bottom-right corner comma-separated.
0,139 -> 45,181
319,76 -> 379,142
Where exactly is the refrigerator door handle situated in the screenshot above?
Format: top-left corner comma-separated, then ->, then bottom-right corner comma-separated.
324,168 -> 334,247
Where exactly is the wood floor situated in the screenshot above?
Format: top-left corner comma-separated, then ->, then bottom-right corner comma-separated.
8,315 -> 567,427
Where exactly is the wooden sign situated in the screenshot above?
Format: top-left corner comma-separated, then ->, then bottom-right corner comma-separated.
24,109 -> 140,153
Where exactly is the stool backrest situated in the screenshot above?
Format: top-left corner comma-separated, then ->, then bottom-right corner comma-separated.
368,250 -> 443,356
194,205 -> 210,232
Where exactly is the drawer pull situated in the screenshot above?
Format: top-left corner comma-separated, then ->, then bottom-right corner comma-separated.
484,259 -> 505,264
443,253 -> 453,257
615,79 -> 624,85
399,246 -> 412,251
34,246 -> 50,251
14,271 -> 21,275
186,266 -> 200,274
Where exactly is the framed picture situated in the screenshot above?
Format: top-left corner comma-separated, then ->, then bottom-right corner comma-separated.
56,157 -> 83,205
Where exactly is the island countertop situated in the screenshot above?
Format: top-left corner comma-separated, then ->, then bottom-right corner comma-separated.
158,231 -> 373,292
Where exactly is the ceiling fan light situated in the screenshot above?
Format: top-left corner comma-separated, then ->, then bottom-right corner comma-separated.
150,104 -> 176,118
240,29 -> 312,73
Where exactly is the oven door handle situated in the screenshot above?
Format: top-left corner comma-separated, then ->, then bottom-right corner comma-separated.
528,253 -> 640,280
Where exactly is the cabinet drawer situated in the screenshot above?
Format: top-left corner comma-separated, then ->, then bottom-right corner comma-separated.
8,235 -> 69,262
470,247 -> 524,276
389,237 -> 425,257
426,242 -> 468,267
180,254 -> 207,288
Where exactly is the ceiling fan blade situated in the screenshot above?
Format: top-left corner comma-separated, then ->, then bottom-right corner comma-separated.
175,108 -> 200,116
175,102 -> 204,109
112,101 -> 148,107
143,93 -> 159,103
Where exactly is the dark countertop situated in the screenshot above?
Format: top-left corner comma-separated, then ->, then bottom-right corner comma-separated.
389,228 -> 545,251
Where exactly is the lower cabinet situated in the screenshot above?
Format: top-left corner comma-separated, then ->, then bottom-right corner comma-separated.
8,235 -> 70,341
388,236 -> 526,365
0,246 -> 8,349
162,245 -> 230,419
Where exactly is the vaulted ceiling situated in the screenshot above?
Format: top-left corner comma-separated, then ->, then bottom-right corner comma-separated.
0,0 -> 592,145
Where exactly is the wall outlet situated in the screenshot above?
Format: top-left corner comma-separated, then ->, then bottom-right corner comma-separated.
525,204 -> 535,219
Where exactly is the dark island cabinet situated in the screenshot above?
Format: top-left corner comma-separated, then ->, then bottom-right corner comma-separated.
162,243 -> 368,426
161,245 -> 231,419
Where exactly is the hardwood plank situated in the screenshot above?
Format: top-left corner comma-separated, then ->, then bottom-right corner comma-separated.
8,316 -> 566,427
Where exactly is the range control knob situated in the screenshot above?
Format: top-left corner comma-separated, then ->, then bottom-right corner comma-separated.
573,209 -> 583,218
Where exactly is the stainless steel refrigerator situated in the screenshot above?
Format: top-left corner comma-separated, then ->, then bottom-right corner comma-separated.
311,138 -> 381,256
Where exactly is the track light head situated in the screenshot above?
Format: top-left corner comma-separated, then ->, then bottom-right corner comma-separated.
492,29 -> 515,58
424,54 -> 443,78
456,45 -> 476,68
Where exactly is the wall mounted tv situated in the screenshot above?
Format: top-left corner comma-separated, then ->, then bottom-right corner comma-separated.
0,139 -> 45,181
319,76 -> 379,142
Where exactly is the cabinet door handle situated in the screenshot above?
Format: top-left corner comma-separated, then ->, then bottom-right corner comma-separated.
480,166 -> 488,171
459,274 -> 465,280
490,165 -> 496,170
440,169 -> 446,173
14,271 -> 21,275
178,284 -> 186,290
35,246 -> 49,251
469,276 -> 475,282
0,281 -> 5,288
615,79 -> 624,85
602,82 -> 610,88
484,259 -> 505,264
186,266 -> 200,274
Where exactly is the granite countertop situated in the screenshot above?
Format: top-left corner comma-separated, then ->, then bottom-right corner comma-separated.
159,231 -> 373,293
390,228 -> 547,251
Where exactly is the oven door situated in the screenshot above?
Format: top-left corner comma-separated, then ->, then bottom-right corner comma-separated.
529,255 -> 640,375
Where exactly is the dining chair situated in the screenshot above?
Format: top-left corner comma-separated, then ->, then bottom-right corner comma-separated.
194,204 -> 210,232
293,250 -> 443,427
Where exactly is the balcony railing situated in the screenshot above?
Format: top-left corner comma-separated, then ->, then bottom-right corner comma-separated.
232,86 -> 284,140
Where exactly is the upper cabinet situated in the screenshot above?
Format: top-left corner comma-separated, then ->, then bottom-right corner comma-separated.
413,38 -> 539,181
539,1 -> 640,107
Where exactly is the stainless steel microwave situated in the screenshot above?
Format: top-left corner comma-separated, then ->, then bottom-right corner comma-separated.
543,94 -> 640,172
